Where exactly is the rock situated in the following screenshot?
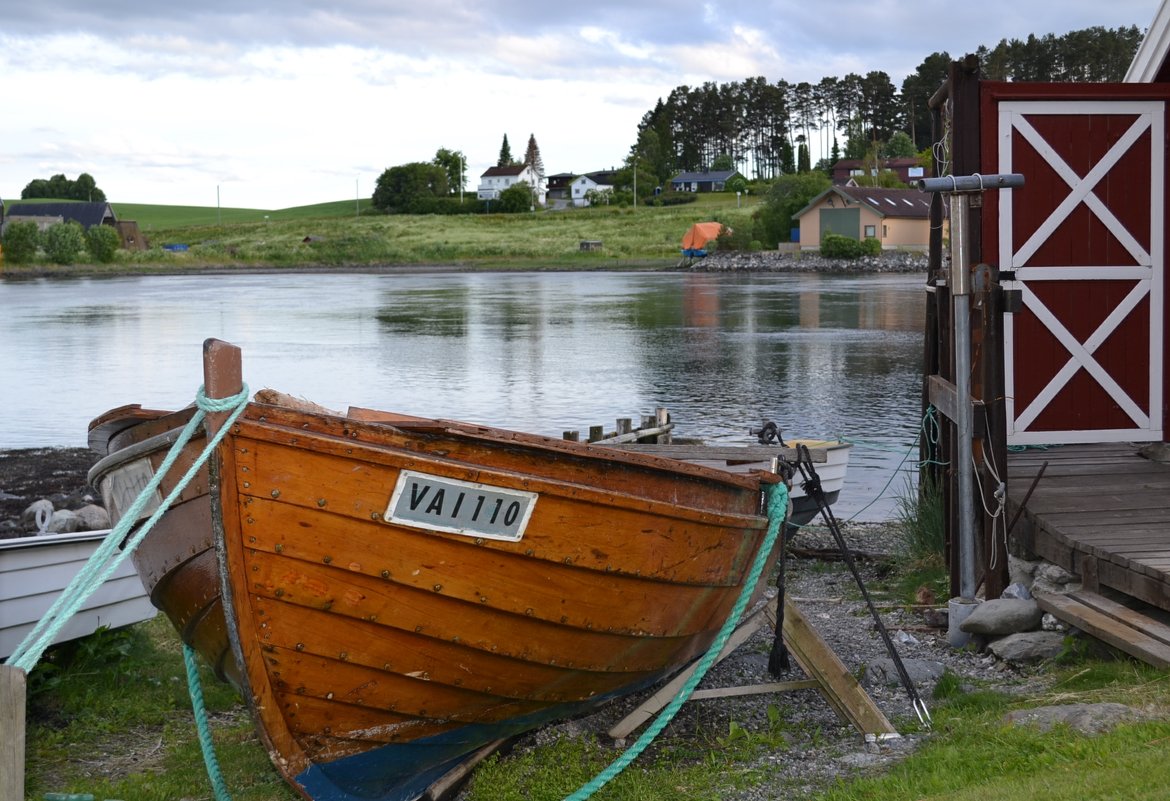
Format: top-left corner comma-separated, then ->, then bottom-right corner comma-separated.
1041,612 -> 1068,632
1007,554 -> 1040,586
1004,702 -> 1147,734
960,598 -> 1043,635
683,250 -> 928,274
47,509 -> 83,534
1139,442 -> 1170,463
75,504 -> 111,531
863,657 -> 946,688
1036,562 -> 1077,585
20,498 -> 55,532
987,631 -> 1066,662
1000,582 -> 1033,600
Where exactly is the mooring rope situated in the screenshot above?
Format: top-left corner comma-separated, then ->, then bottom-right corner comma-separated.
184,642 -> 235,801
9,384 -> 250,672
563,480 -> 789,801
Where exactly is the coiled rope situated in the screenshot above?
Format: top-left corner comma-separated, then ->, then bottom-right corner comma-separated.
563,480 -> 789,801
10,385 -> 249,801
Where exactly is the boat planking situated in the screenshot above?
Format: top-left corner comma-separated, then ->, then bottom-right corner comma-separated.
88,338 -> 787,801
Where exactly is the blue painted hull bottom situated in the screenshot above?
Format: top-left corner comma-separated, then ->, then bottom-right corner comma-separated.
294,678 -> 661,800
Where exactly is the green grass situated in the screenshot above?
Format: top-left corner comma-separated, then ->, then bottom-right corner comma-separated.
2,194 -> 762,273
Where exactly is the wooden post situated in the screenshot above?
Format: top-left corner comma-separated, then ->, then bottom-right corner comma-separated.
1,665 -> 26,801
588,425 -> 604,442
202,338 -> 244,436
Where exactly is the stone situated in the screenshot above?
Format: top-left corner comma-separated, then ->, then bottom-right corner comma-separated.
47,509 -> 83,534
863,657 -> 945,688
1035,562 -> 1077,585
20,498 -> 55,532
1000,582 -> 1033,600
1041,612 -> 1067,632
1004,702 -> 1146,734
1007,554 -> 1039,587
75,504 -> 111,531
1139,442 -> 1170,463
987,631 -> 1066,663
960,598 -> 1043,636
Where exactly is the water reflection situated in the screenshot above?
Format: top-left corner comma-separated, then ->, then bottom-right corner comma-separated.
0,271 -> 926,520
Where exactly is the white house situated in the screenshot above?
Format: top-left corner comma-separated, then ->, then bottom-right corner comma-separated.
570,172 -> 615,207
477,165 -> 546,206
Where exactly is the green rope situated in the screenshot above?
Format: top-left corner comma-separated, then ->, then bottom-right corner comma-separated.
184,643 -> 234,801
9,384 -> 249,672
563,481 -> 789,801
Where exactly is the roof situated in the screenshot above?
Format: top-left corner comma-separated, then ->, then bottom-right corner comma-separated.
671,170 -> 740,183
793,187 -> 931,220
831,157 -> 921,171
4,201 -> 115,228
480,165 -> 528,178
1127,0 -> 1170,81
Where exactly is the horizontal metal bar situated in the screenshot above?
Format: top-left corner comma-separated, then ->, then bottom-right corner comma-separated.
916,173 -> 1025,193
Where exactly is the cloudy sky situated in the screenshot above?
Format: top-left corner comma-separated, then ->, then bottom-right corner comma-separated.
1,0 -> 1160,210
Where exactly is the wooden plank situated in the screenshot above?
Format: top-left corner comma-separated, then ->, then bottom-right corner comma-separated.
606,603 -> 769,740
1035,592 -> 1170,668
590,422 -> 674,445
688,680 -> 820,700
771,601 -> 897,736
1068,592 -> 1170,647
0,665 -> 25,801
603,443 -> 827,463
425,738 -> 512,801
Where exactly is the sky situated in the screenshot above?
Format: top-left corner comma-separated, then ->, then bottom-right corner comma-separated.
0,0 -> 1162,210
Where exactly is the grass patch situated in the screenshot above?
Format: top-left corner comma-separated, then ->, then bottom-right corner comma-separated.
4,194 -> 761,273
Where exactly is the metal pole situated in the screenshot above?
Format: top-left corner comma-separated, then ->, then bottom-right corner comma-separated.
950,192 -> 976,600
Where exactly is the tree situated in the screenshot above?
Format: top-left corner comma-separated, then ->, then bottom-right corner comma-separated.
372,162 -> 449,211
21,172 -> 106,202
86,224 -> 122,263
523,134 -> 545,183
754,171 -> 831,246
43,221 -> 85,265
497,134 -> 514,167
1,220 -> 40,264
497,181 -> 533,213
710,153 -> 735,171
886,131 -> 918,158
432,148 -> 467,196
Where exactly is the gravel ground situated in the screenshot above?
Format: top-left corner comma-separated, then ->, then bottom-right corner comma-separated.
465,521 -> 1053,800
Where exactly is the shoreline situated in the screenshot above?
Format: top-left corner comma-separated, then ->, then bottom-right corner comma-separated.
0,250 -> 930,279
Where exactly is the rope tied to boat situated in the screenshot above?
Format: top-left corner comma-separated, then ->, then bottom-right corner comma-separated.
8,384 -> 249,798
563,480 -> 789,801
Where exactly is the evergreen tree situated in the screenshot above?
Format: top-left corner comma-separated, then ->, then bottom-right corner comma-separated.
523,134 -> 545,184
497,134 -> 514,167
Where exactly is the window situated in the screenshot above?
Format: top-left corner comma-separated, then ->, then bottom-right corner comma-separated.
882,225 -> 888,237
864,225 -> 876,238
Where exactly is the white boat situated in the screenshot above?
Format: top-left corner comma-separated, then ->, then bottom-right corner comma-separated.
0,529 -> 157,660
785,439 -> 853,528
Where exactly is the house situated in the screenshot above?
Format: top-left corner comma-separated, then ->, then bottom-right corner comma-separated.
2,201 -> 117,233
545,173 -> 576,201
669,170 -> 742,192
569,171 -> 616,207
477,165 -> 546,206
792,186 -> 931,250
830,157 -> 926,186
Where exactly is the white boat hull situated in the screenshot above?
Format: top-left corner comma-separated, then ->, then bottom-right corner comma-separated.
0,529 -> 157,660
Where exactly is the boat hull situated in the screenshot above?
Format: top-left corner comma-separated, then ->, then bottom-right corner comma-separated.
92,397 -> 775,801
0,530 -> 157,660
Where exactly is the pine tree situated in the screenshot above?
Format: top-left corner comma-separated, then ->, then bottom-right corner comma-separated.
497,134 -> 513,167
523,134 -> 545,183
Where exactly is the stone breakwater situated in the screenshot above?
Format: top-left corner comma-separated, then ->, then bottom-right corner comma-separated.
682,250 -> 929,273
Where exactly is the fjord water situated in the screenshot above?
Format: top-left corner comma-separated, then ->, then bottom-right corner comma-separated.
0,271 -> 926,520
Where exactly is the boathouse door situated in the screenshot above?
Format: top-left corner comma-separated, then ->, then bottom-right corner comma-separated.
982,83 -> 1170,445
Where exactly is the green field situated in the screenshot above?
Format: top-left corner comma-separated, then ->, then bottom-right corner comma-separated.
4,194 -> 765,272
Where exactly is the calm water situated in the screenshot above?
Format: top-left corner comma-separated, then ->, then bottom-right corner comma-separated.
0,271 -> 927,520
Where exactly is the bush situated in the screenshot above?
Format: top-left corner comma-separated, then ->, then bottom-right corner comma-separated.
1,220 -> 40,264
644,192 -> 697,207
43,221 -> 86,265
861,236 -> 882,256
820,231 -> 865,259
86,224 -> 121,262
497,182 -> 535,213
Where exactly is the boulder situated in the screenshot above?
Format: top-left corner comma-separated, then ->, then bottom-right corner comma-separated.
863,657 -> 945,688
75,504 -> 111,531
988,631 -> 1066,663
47,509 -> 83,534
1004,702 -> 1146,734
960,598 -> 1043,636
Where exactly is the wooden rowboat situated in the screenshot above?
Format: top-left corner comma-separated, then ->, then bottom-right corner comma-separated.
89,339 -> 782,801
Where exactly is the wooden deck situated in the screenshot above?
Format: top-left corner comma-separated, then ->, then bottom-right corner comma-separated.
1006,442 -> 1170,617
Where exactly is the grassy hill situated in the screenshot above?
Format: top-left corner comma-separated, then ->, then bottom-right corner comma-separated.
4,194 -> 764,272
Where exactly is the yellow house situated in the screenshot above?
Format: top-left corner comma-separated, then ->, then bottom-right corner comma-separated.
794,186 -> 933,251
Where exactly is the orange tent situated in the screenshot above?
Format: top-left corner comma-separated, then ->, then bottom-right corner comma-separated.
680,222 -> 726,256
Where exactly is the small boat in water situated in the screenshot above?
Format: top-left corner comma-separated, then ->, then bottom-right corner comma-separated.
89,339 -> 787,801
0,529 -> 157,661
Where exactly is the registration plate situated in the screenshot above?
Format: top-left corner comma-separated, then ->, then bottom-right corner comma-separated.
386,470 -> 538,542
